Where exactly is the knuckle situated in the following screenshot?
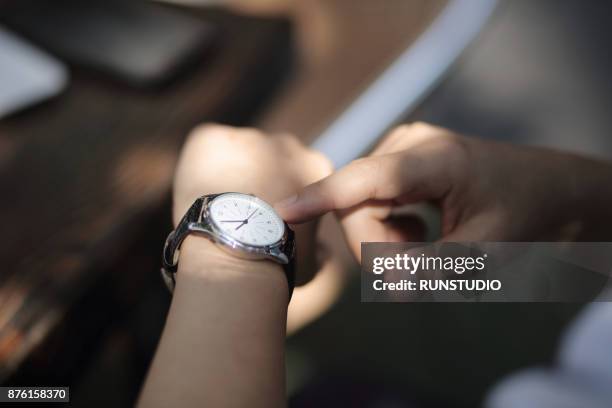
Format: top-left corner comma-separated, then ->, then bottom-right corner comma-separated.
187,124 -> 267,150
187,123 -> 232,146
382,122 -> 440,148
350,156 -> 384,197
303,179 -> 334,208
408,121 -> 449,138
382,125 -> 413,145
317,182 -> 337,209
236,126 -> 266,139
390,124 -> 413,137
409,121 -> 433,131
190,123 -> 228,138
349,157 -> 377,174
273,133 -> 302,150
275,132 -> 299,143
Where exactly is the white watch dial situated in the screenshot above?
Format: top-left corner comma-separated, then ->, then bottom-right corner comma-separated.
209,193 -> 285,247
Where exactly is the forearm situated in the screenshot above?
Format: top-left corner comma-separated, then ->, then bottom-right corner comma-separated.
138,236 -> 289,408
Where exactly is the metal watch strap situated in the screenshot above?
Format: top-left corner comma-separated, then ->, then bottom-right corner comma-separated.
161,195 -> 295,299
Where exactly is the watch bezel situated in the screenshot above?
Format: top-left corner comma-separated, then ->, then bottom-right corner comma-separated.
200,193 -> 290,264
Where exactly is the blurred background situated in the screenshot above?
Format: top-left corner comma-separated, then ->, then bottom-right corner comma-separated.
1,0 -> 611,406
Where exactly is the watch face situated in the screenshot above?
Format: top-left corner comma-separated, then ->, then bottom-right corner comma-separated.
209,193 -> 285,247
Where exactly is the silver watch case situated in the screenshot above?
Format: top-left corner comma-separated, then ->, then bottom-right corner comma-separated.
161,193 -> 294,292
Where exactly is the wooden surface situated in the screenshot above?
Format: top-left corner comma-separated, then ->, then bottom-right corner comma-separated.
0,9 -> 291,379
0,0 -> 449,382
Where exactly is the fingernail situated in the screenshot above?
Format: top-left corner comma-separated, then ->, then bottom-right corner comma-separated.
275,194 -> 298,209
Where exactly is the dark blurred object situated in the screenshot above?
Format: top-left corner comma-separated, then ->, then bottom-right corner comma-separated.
0,0 -> 218,87
0,8 -> 291,400
290,375 -> 448,408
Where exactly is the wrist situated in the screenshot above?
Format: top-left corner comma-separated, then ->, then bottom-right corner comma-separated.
176,235 -> 289,299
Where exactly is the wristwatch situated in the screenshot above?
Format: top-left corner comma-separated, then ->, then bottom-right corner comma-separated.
161,192 -> 296,299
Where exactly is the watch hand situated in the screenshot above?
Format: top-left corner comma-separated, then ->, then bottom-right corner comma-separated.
220,220 -> 244,223
235,210 -> 258,230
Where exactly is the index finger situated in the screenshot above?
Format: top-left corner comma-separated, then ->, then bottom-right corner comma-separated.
275,148 -> 451,223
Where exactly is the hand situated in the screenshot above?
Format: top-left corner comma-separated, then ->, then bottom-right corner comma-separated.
276,122 -> 612,260
173,124 -> 333,281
